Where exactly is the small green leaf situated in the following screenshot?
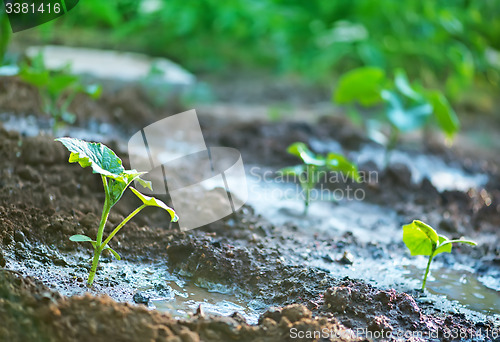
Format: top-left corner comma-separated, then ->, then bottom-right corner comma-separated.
334,67 -> 386,106
69,234 -> 97,249
104,246 -> 121,260
107,170 -> 151,207
325,153 -> 360,182
69,234 -> 94,242
434,235 -> 453,255
402,220 -> 439,256
55,137 -> 125,177
287,142 -> 325,166
425,90 -> 460,139
394,70 -> 423,101
47,74 -> 78,96
435,237 -> 477,256
61,111 -> 77,124
84,84 -> 103,99
20,69 -> 50,87
129,187 -> 178,222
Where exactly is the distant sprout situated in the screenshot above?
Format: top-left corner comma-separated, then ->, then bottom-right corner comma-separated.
333,67 -> 460,152
56,137 -> 178,286
280,142 -> 359,215
19,53 -> 102,135
403,220 -> 477,291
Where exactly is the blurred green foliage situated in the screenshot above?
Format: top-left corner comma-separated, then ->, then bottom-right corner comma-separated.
33,0 -> 499,98
18,53 -> 102,134
334,67 -> 459,148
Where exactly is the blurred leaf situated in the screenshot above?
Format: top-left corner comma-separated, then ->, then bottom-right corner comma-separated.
47,74 -> 79,95
286,142 -> 325,166
425,90 -> 460,138
394,70 -> 423,101
325,153 -> 360,182
334,67 -> 386,106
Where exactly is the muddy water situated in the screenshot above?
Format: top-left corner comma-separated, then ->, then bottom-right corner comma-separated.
404,264 -> 500,316
5,248 -> 262,324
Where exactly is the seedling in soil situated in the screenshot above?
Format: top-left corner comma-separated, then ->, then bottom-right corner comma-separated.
56,137 -> 178,286
19,53 -> 102,135
403,220 -> 476,291
280,142 -> 359,215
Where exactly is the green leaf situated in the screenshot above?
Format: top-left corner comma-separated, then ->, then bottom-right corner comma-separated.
287,142 -> 325,166
325,153 -> 360,182
69,234 -> 94,242
84,84 -> 103,99
129,187 -> 178,222
69,234 -> 97,249
61,111 -> 77,124
55,137 -> 125,177
20,69 -> 50,87
334,67 -> 386,106
425,90 -> 460,138
382,90 -> 432,132
103,246 -> 121,260
434,235 -> 453,255
394,70 -> 423,102
47,74 -> 78,96
435,237 -> 477,256
107,170 -> 151,207
402,220 -> 439,256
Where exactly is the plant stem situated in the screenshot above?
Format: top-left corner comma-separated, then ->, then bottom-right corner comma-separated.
422,251 -> 435,291
87,176 -> 111,286
100,204 -> 146,249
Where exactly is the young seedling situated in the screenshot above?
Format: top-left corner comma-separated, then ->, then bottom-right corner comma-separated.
56,137 -> 178,286
280,142 -> 359,215
403,220 -> 476,291
20,53 -> 102,135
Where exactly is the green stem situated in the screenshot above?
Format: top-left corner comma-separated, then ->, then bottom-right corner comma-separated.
304,189 -> 310,216
87,176 -> 111,286
422,251 -> 435,291
100,204 -> 146,249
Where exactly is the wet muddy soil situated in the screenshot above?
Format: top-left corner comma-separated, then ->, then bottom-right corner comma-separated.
0,77 -> 499,341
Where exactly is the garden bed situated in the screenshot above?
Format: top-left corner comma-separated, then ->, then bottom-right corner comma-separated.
0,78 -> 499,341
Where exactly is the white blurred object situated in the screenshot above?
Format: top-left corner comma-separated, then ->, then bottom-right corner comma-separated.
26,45 -> 196,86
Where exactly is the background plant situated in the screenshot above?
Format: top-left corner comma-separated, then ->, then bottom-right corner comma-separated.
334,66 -> 460,152
28,0 -> 500,101
403,220 -> 476,290
0,9 -> 11,63
19,53 -> 102,135
56,137 -> 178,286
280,142 -> 359,215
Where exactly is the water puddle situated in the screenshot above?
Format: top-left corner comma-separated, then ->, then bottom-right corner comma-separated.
0,113 -> 123,141
403,264 -> 500,316
5,250 -> 261,324
145,279 -> 260,324
229,165 -> 401,244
